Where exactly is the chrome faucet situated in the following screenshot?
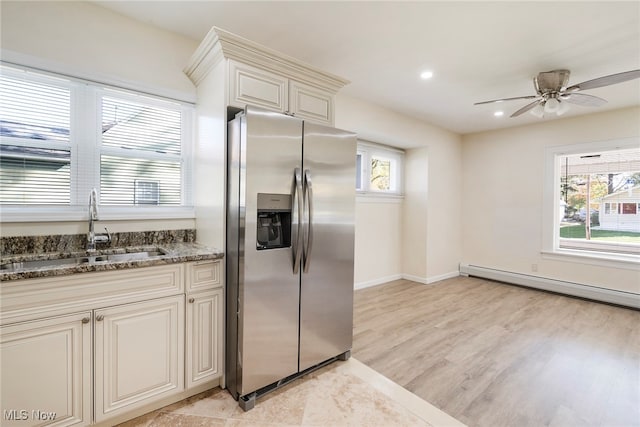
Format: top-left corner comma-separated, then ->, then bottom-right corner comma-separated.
88,188 -> 111,251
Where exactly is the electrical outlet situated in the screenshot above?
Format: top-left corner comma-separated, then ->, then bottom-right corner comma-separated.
531,264 -> 538,272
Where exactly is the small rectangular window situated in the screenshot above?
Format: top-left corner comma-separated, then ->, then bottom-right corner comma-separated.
622,203 -> 637,215
356,140 -> 403,196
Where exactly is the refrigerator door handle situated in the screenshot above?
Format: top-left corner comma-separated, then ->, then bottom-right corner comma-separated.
293,167 -> 304,274
303,169 -> 314,273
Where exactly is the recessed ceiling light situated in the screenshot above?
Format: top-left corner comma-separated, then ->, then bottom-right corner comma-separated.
494,111 -> 504,117
420,70 -> 434,80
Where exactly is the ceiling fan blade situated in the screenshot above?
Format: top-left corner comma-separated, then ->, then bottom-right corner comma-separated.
561,93 -> 608,107
566,69 -> 640,92
474,95 -> 538,105
510,99 -> 542,117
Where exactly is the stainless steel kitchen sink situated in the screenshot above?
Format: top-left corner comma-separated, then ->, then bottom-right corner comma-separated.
0,250 -> 166,272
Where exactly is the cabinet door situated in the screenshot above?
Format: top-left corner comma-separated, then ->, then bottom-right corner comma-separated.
289,80 -> 334,125
94,296 -> 184,423
229,60 -> 288,112
186,289 -> 223,388
1,312 -> 91,427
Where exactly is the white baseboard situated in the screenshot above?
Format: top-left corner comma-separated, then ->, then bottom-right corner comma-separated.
425,271 -> 460,284
400,273 -> 428,284
459,264 -> 640,309
402,272 -> 460,284
354,271 -> 460,290
354,274 -> 402,290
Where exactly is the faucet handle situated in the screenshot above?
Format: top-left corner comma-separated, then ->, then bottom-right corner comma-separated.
104,227 -> 112,243
94,227 -> 112,244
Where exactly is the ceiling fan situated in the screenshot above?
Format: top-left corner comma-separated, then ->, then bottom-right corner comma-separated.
475,69 -> 640,118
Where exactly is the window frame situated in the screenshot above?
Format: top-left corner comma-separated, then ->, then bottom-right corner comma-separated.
0,64 -> 194,222
356,140 -> 404,198
542,137 -> 640,267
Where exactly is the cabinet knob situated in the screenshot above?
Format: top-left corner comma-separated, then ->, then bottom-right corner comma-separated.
96,314 -> 104,321
188,298 -> 195,304
82,317 -> 90,324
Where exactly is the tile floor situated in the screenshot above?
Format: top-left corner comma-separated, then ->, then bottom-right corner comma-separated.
118,358 -> 464,427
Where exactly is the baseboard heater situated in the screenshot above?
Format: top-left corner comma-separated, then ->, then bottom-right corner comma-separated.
459,264 -> 640,310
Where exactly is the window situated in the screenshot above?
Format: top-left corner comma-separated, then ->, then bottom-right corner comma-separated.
356,140 -> 404,196
0,70 -> 72,204
99,92 -> 183,206
544,138 -> 640,262
0,65 -> 193,221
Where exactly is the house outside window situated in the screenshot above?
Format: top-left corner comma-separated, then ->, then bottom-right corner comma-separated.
544,138 -> 640,262
0,64 -> 194,221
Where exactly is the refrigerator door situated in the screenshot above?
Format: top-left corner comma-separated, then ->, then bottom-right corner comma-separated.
299,122 -> 356,371
236,106 -> 303,395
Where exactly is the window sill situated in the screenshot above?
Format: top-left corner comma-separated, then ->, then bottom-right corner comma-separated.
356,192 -> 404,204
541,248 -> 640,270
0,206 -> 195,223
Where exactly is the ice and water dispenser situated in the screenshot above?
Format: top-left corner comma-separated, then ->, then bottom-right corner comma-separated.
256,193 -> 291,250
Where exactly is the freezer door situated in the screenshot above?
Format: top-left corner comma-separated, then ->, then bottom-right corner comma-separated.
237,107 -> 303,395
299,122 -> 356,371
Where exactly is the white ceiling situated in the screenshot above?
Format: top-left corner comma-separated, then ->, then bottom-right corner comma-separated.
94,1 -> 640,135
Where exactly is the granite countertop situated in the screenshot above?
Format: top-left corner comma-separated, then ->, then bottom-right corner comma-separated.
0,242 -> 223,282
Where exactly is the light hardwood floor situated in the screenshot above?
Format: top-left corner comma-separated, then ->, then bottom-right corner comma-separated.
353,276 -> 640,427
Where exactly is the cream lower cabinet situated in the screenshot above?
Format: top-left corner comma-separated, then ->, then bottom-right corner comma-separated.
1,261 -> 221,426
185,261 -> 223,388
93,295 -> 184,423
186,289 -> 222,388
0,312 -> 92,427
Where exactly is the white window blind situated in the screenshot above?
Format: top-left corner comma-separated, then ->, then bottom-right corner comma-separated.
0,70 -> 72,204
99,94 -> 183,205
0,64 -> 194,220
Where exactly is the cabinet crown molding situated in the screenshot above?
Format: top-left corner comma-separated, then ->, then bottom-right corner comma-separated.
184,26 -> 349,92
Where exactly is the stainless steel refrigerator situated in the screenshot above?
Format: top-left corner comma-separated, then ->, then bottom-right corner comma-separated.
226,106 -> 356,410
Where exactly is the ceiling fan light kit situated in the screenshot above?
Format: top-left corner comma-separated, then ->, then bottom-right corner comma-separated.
475,69 -> 640,119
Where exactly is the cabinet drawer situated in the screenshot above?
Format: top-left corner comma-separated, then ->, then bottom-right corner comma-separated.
289,80 -> 333,125
229,60 -> 287,112
1,264 -> 184,326
187,260 -> 221,293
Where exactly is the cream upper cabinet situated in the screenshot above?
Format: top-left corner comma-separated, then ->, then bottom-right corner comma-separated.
93,295 -> 184,423
229,60 -> 288,113
289,80 -> 334,124
228,60 -> 333,125
1,312 -> 91,427
184,27 -> 349,127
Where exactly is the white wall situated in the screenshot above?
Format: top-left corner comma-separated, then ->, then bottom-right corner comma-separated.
336,95 -> 462,286
0,1 -> 198,236
1,1 -> 197,102
461,107 -> 640,294
353,197 -> 403,287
